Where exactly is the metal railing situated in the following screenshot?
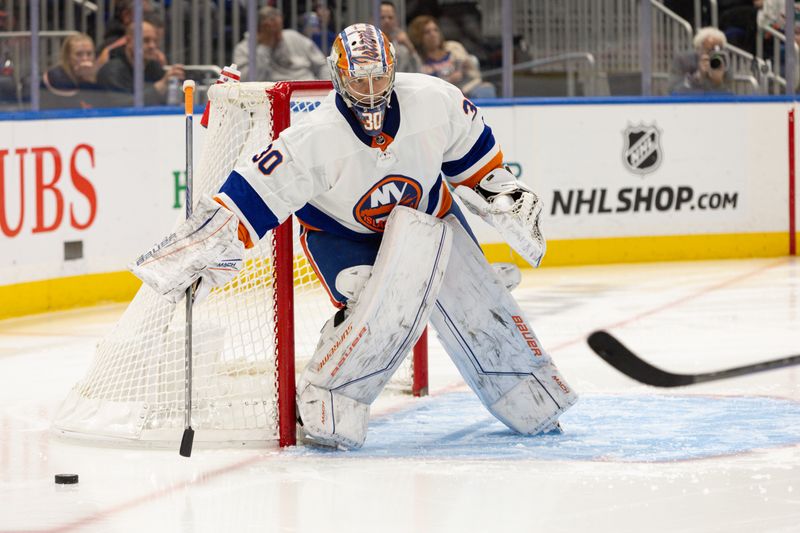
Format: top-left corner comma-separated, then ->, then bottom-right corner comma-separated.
726,43 -> 770,94
158,0 -> 407,70
481,0 -> 694,95
650,1 -> 718,31
0,30 -> 79,106
1,0 -> 407,79
65,0 -> 99,37
481,0 -> 773,96
690,0 -> 717,31
2,0 -> 99,42
756,23 -> 799,94
651,0 -> 693,94
0,0 -> 787,109
482,52 -> 598,97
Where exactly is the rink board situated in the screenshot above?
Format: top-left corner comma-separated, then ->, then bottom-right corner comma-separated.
0,97 -> 797,317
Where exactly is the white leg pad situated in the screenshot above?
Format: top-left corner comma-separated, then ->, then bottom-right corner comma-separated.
488,362 -> 576,434
430,216 -> 578,435
296,206 -> 453,448
297,384 -> 369,450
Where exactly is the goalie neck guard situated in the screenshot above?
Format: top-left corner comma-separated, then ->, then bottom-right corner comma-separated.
328,23 -> 396,137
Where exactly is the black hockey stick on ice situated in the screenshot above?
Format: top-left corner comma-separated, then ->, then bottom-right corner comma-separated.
587,330 -> 800,387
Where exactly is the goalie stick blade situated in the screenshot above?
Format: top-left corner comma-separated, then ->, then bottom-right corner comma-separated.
587,331 -> 695,387
179,427 -> 195,457
587,331 -> 800,387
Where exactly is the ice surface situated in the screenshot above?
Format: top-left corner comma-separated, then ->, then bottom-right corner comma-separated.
1,258 -> 799,533
290,393 -> 800,462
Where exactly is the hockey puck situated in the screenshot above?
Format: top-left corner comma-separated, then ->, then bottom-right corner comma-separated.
54,474 -> 79,485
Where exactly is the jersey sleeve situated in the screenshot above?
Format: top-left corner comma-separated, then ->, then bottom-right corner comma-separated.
440,87 -> 504,189
214,134 -> 326,247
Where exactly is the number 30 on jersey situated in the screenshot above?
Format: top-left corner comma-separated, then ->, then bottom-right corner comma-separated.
252,145 -> 284,175
361,111 -> 383,132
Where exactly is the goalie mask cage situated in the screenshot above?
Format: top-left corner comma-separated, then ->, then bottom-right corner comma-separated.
53,81 -> 427,448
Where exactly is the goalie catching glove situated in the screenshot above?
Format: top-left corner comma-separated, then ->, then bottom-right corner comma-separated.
129,196 -> 244,303
455,167 -> 546,267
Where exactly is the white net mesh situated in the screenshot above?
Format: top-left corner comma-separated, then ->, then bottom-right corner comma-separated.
53,83 -> 321,445
53,82 -> 415,447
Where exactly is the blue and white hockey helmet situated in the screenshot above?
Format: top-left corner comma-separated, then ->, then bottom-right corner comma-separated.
328,23 -> 396,137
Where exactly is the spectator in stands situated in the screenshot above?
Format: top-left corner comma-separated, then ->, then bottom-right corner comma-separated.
233,6 -> 327,81
755,0 -> 800,89
670,27 -> 734,95
96,20 -> 185,105
758,0 -> 800,45
98,8 -> 166,69
302,2 -> 337,55
98,0 -> 153,61
380,1 -> 421,73
408,15 -> 496,98
42,33 -> 100,107
759,0 -> 787,29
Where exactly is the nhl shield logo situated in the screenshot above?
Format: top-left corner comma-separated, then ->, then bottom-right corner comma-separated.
622,123 -> 662,175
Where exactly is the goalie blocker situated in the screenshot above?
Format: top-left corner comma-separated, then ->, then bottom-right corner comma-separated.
129,196 -> 244,304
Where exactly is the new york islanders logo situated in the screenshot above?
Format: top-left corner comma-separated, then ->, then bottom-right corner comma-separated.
354,175 -> 422,232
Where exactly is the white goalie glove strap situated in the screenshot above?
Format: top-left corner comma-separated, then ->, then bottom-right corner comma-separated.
455,167 -> 546,268
129,195 -> 244,303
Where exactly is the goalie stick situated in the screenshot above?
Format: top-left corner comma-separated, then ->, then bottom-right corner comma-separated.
180,81 -> 196,458
587,330 -> 800,387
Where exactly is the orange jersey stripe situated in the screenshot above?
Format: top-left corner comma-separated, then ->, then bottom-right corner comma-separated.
451,150 -> 504,189
297,217 -> 323,232
299,231 -> 345,310
435,182 -> 453,218
214,196 -> 254,249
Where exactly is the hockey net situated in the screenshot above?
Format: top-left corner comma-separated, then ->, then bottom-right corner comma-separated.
53,81 -> 425,448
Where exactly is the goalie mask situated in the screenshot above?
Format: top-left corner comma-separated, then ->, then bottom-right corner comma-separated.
329,23 -> 396,137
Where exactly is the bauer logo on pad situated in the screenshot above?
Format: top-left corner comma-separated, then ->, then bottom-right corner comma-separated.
622,123 -> 663,175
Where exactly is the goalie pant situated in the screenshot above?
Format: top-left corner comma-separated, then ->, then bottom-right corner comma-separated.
296,206 -> 577,449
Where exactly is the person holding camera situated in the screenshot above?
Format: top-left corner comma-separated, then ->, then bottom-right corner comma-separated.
669,27 -> 734,95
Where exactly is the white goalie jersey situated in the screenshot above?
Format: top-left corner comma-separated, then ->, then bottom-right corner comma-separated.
214,72 -> 504,244
124,24 -> 564,452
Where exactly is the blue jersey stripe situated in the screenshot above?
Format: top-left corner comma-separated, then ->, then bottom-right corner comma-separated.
443,200 -> 479,246
441,124 -> 496,177
425,174 -> 443,215
218,171 -> 279,239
